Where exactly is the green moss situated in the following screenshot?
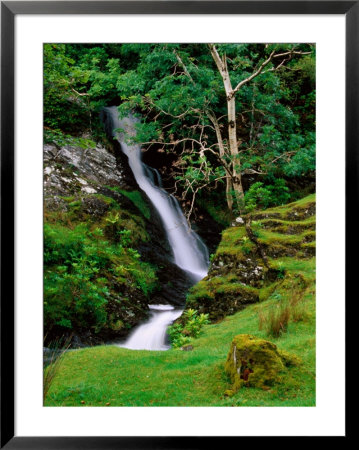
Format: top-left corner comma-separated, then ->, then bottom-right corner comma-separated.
301,241 -> 316,248
118,190 -> 151,220
270,257 -> 315,282
101,208 -> 148,245
93,193 -> 116,205
259,282 -> 278,302
187,274 -> 259,321
250,194 -> 315,221
259,216 -> 315,234
257,229 -> 315,247
224,334 -> 299,392
214,227 -> 255,260
187,279 -> 215,302
188,275 -> 259,303
186,194 -> 316,324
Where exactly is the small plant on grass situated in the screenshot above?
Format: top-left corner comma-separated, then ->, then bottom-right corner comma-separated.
289,291 -> 309,322
43,337 -> 71,403
267,303 -> 291,337
168,309 -> 210,348
258,290 -> 308,337
258,302 -> 290,337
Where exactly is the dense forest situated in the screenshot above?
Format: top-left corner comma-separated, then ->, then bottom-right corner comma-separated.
44,43 -> 316,407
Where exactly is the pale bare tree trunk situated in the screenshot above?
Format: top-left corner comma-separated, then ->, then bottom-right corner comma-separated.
227,94 -> 244,212
225,177 -> 234,212
175,49 -> 235,211
209,45 -> 245,212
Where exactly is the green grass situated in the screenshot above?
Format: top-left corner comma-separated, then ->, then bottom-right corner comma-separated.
45,259 -> 315,407
251,194 -> 315,220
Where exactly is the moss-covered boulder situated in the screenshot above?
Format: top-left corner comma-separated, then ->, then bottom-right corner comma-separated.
224,334 -> 299,395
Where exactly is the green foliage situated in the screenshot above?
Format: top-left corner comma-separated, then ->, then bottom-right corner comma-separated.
44,44 -> 92,133
44,214 -> 157,335
44,260 -> 109,333
168,309 -> 210,348
244,179 -> 291,212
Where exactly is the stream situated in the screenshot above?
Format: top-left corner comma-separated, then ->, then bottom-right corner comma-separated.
104,107 -> 209,350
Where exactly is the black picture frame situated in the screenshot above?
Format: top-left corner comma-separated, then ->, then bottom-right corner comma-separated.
1,1 -> 353,446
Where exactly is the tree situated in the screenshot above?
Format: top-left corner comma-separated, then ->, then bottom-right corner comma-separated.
116,44 -> 314,215
43,44 -> 315,217
208,44 -> 312,213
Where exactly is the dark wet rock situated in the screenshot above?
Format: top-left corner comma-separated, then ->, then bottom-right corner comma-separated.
81,195 -> 110,217
190,209 -> 222,256
138,200 -> 194,307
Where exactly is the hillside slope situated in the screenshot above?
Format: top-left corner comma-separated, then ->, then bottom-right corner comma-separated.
45,195 -> 316,406
186,194 -> 315,321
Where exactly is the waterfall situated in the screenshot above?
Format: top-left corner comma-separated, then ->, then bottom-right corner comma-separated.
120,305 -> 183,351
104,106 -> 209,280
103,106 -> 209,350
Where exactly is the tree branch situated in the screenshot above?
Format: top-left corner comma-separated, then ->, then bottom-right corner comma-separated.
231,51 -> 275,97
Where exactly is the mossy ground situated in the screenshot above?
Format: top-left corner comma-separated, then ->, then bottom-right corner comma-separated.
45,195 -> 315,407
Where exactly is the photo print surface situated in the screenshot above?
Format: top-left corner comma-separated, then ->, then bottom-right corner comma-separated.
43,43 -> 316,407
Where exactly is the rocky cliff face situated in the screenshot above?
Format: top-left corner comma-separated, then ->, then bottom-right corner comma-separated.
44,140 -> 135,204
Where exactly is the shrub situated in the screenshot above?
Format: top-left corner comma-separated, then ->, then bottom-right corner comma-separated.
44,218 -> 157,336
244,178 -> 291,212
168,309 -> 210,348
44,258 -> 109,333
267,303 -> 291,337
290,291 -> 309,322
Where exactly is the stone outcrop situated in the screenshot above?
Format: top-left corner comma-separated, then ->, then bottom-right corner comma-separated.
44,141 -> 135,205
224,334 -> 299,395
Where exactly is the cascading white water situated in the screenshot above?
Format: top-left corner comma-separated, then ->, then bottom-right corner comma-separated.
104,106 -> 209,350
105,106 -> 209,280
121,305 -> 183,351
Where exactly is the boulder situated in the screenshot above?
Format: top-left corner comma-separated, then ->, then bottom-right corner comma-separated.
224,334 -> 299,395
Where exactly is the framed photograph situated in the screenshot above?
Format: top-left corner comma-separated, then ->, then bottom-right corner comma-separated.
1,0 -> 352,446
